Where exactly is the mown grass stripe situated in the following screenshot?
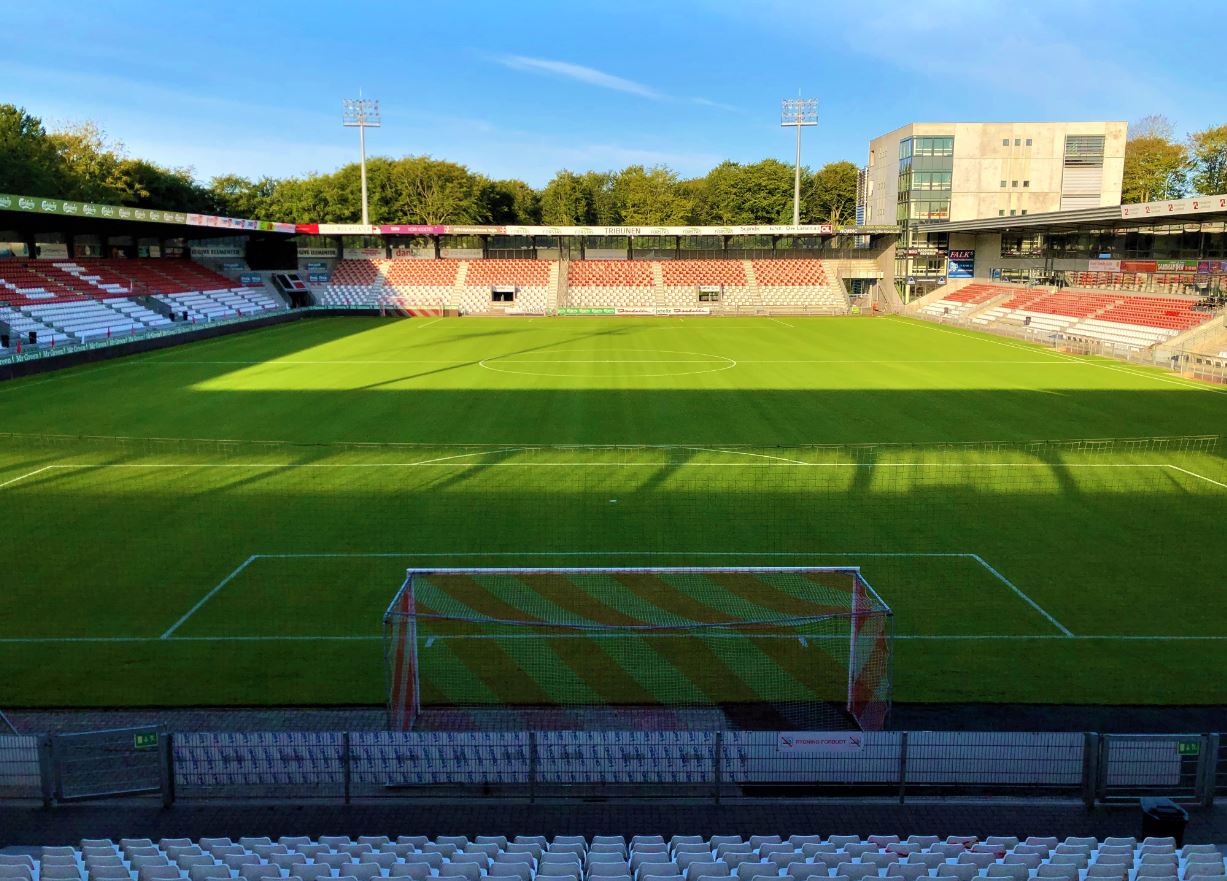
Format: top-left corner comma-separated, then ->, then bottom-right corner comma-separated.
515,573 -> 649,627
541,638 -> 662,706
645,636 -> 762,704
706,571 -> 853,618
611,572 -> 740,625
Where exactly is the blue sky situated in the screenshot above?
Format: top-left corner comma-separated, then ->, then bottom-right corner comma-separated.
5,0 -> 1225,188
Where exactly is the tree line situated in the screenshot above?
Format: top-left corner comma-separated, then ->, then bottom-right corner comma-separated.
1122,115 -> 1227,203
0,103 -> 859,227
8,103 -> 1223,225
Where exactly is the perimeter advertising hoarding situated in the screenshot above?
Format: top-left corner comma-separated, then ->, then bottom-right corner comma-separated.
0,192 -> 295,233
305,222 -> 897,237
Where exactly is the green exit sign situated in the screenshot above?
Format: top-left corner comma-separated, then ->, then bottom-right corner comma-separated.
1177,740 -> 1201,756
133,732 -> 159,750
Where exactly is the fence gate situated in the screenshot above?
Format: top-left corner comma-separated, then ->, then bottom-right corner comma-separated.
52,726 -> 171,803
1097,733 -> 1217,804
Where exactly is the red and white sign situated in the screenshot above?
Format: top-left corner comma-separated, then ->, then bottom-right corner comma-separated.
1120,194 -> 1227,219
1088,259 -> 1121,272
776,732 -> 865,754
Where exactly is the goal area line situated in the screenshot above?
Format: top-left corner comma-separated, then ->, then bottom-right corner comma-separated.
152,550 -> 1067,642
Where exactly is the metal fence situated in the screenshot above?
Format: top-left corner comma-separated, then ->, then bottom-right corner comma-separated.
1,730 -> 1223,806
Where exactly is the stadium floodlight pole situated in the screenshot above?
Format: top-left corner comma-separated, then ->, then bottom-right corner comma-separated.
780,97 -> 818,226
342,97 -> 381,226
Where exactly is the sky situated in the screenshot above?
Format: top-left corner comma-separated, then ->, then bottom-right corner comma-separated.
4,0 -> 1225,188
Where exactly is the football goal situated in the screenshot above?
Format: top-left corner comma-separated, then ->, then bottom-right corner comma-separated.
383,566 -> 892,732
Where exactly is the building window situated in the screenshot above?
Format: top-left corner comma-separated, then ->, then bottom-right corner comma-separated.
1026,138 -> 1033,146
999,210 -> 1005,216
899,138 -> 913,160
1023,180 -> 1030,188
913,136 -> 954,156
910,171 -> 952,191
1021,210 -> 1028,215
1064,134 -> 1106,168
1012,180 -> 1018,187
1000,180 -> 1007,188
1014,138 -> 1021,146
1009,209 -> 1017,216
1002,138 -> 1009,146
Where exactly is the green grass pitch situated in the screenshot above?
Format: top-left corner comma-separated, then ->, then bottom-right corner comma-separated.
1,314 -> 1225,709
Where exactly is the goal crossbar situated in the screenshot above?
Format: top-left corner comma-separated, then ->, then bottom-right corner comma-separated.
383,566 -> 893,733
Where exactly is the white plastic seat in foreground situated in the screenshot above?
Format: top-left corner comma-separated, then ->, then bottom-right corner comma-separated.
291,867 -> 332,881
1036,866 -> 1079,881
388,866 -> 429,881
488,864 -> 531,881
936,864 -> 977,881
987,866 -> 1028,881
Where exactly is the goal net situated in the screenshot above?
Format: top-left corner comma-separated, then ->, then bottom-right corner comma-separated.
384,566 -> 892,732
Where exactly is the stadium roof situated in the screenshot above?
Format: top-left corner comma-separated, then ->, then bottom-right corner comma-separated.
0,192 -> 296,239
296,222 -> 900,237
922,193 -> 1227,235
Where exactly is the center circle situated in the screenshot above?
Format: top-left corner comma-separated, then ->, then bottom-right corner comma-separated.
478,348 -> 737,378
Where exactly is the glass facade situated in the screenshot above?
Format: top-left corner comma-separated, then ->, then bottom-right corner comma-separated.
896,134 -> 954,299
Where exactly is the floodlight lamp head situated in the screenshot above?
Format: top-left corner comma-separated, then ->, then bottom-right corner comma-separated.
342,98 -> 382,127
780,97 -> 818,127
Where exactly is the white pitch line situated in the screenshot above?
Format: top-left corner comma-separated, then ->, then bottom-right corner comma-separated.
1166,464 -> 1227,490
25,462 -> 1217,470
969,553 -> 1072,637
4,633 -> 1227,644
683,446 -> 810,465
0,465 -> 55,490
160,555 -> 258,639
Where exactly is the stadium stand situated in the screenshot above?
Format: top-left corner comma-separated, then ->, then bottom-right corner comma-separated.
311,259 -> 849,313
0,835 -> 1219,881
567,260 -> 656,309
382,259 -> 459,304
917,283 -> 1008,321
919,280 -> 1220,352
750,260 -> 847,311
0,257 -> 284,349
658,260 -> 753,308
459,259 -> 553,313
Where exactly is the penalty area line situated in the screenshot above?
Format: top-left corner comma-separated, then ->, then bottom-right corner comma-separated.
0,465 -> 56,490
160,555 -> 258,639
969,553 -> 1072,637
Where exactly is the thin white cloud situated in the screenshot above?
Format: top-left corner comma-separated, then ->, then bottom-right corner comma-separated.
496,55 -> 665,100
691,97 -> 742,113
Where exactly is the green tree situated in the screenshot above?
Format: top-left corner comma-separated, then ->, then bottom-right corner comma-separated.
47,121 -> 129,202
0,104 -> 65,195
540,170 -> 591,224
209,174 -> 277,218
1122,136 -> 1189,202
482,178 -> 540,224
380,156 -> 488,225
114,159 -> 212,212
1189,124 -> 1227,195
693,159 -> 794,224
611,165 -> 693,224
806,161 -> 858,225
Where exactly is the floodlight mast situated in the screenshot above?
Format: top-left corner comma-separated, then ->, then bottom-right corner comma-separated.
342,97 -> 382,226
780,97 -> 818,226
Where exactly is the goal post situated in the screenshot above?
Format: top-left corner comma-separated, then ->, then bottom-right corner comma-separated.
383,566 -> 892,732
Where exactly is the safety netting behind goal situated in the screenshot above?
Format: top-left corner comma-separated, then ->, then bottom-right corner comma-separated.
384,567 -> 892,732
